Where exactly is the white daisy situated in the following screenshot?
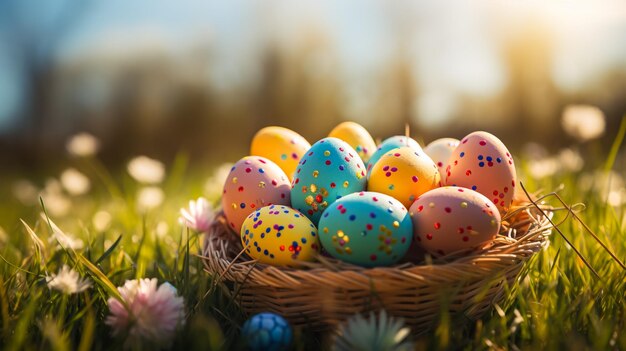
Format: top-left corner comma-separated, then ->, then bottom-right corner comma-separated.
333,310 -> 413,351
46,265 -> 91,294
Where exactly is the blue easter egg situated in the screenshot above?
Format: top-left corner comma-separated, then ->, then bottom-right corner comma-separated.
318,191 -> 413,267
291,137 -> 367,225
241,312 -> 292,351
367,136 -> 422,174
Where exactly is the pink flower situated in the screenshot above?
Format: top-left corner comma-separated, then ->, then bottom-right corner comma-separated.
179,197 -> 215,233
106,278 -> 185,348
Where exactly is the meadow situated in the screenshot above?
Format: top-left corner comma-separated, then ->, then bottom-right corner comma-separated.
0,124 -> 624,351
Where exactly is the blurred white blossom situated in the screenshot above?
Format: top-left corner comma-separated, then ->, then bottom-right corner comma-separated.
41,179 -> 72,217
527,148 -> 584,179
156,221 -> 169,238
12,180 -> 39,205
66,132 -> 100,157
44,178 -> 64,194
607,189 -> 626,207
579,170 -> 625,207
528,158 -> 558,179
127,156 -> 165,184
60,168 -> 91,196
179,197 -> 215,233
521,142 -> 549,161
137,186 -> 164,211
51,233 -> 84,250
561,105 -> 605,142
44,214 -> 85,250
204,163 -> 233,201
509,309 -> 525,334
0,226 -> 7,247
46,265 -> 91,294
557,148 -> 584,172
156,222 -> 177,248
106,278 -> 185,348
93,210 -> 112,232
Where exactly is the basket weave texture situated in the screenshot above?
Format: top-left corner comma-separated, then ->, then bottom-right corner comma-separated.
202,200 -> 552,332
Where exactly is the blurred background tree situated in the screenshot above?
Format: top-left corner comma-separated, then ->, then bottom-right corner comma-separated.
0,0 -> 624,171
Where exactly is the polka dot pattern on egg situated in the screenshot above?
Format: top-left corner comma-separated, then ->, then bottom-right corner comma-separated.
366,135 -> 423,175
251,126 -> 311,181
291,137 -> 367,225
222,156 -> 291,233
328,121 -> 378,163
241,205 -> 319,266
423,138 -> 460,175
367,147 -> 441,209
444,131 -> 516,213
409,186 -> 501,256
318,191 -> 413,267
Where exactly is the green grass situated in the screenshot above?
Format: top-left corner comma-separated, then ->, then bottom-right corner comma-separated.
0,147 -> 624,351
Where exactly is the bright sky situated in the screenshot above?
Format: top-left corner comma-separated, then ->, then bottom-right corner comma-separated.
0,0 -> 625,129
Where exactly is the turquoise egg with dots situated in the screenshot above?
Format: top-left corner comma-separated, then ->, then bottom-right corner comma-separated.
291,137 -> 367,225
318,191 -> 413,267
242,312 -> 293,351
367,135 -> 423,175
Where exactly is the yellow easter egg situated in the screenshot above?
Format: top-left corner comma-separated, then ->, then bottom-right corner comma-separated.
328,121 -> 377,163
250,126 -> 311,180
367,147 -> 441,208
241,205 -> 320,266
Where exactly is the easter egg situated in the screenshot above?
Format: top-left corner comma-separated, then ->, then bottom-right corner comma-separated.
250,126 -> 311,180
318,192 -> 412,267
241,205 -> 319,266
409,186 -> 501,256
443,131 -> 517,213
242,312 -> 293,351
328,121 -> 377,163
222,156 -> 291,233
424,138 -> 460,174
367,147 -> 441,209
367,135 -> 422,174
291,138 -> 367,225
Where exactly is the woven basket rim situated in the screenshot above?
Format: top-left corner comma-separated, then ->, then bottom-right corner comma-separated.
202,199 -> 552,284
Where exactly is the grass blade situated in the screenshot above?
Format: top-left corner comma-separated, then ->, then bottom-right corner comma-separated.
95,234 -> 123,265
7,291 -> 40,350
77,254 -> 123,302
604,115 -> 626,172
20,219 -> 46,265
0,276 -> 10,340
77,308 -> 95,351
520,182 -> 601,280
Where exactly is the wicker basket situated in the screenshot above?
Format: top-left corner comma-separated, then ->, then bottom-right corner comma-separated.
202,198 -> 552,332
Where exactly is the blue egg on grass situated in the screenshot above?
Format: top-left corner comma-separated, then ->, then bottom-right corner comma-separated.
291,137 -> 367,225
318,191 -> 413,267
241,312 -> 293,351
